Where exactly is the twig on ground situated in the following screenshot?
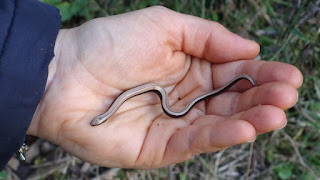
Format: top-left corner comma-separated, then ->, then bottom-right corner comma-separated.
247,167 -> 272,180
218,152 -> 249,172
281,130 -> 306,166
294,105 -> 317,123
147,170 -> 153,180
182,161 -> 189,180
240,8 -> 264,36
297,1 -> 320,27
245,142 -> 254,180
95,165 -> 100,179
92,0 -> 110,16
168,165 -> 174,180
28,163 -> 66,180
214,150 -> 225,176
280,130 -> 319,176
91,168 -> 120,180
30,156 -> 71,168
198,155 -> 215,176
5,166 -> 20,180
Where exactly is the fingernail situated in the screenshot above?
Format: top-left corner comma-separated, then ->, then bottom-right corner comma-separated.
290,91 -> 299,108
253,55 -> 261,60
248,136 -> 256,143
295,91 -> 299,105
278,119 -> 287,130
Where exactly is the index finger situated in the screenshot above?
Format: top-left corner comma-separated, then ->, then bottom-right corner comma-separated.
145,6 -> 260,63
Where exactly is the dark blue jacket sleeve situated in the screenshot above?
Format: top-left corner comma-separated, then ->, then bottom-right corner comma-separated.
0,0 -> 61,170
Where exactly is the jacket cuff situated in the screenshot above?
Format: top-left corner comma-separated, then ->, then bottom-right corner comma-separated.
0,0 -> 61,170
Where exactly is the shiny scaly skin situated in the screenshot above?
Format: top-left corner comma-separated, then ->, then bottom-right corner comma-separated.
91,74 -> 255,126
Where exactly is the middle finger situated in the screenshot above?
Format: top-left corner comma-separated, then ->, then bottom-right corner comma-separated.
205,82 -> 298,116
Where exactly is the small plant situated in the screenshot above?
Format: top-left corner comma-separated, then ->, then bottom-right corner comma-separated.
0,171 -> 7,180
273,163 -> 293,180
40,0 -> 94,22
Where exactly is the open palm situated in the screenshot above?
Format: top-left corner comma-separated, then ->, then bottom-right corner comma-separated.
28,6 -> 302,168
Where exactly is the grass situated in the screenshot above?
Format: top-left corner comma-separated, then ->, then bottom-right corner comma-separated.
3,0 -> 320,179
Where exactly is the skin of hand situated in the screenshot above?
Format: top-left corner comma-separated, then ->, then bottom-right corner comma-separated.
27,6 -> 303,169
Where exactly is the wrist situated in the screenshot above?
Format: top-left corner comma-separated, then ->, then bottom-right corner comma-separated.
26,30 -> 64,136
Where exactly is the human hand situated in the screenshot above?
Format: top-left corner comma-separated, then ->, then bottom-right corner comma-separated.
27,6 -> 303,168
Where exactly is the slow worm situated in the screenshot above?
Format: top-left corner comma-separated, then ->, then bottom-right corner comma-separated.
91,74 -> 255,126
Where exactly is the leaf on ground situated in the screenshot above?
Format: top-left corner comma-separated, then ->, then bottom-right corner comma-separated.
0,171 -> 7,180
40,0 -> 62,5
56,2 -> 72,22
